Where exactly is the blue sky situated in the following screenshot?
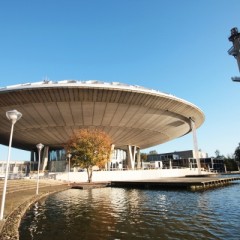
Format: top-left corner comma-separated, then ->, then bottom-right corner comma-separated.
0,0 -> 240,160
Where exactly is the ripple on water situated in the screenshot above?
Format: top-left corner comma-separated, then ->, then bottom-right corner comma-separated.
19,183 -> 240,240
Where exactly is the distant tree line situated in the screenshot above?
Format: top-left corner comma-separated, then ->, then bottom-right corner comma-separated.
215,144 -> 240,172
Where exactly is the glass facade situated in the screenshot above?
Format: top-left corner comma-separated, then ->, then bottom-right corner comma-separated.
30,148 -> 128,172
147,153 -> 225,172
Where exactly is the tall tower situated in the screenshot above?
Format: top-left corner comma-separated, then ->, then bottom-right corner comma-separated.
228,27 -> 240,81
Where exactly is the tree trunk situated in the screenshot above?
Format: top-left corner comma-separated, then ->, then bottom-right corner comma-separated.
87,166 -> 93,183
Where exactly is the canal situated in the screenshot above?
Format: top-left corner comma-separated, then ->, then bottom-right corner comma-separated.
19,181 -> 240,240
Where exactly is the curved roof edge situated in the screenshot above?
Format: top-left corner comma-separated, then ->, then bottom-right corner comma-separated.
0,80 -> 204,118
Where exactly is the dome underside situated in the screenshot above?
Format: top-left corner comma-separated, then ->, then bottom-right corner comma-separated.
0,86 -> 204,151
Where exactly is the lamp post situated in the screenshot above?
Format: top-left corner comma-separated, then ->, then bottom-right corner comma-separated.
67,153 -> 72,186
0,110 -> 22,220
36,143 -> 44,195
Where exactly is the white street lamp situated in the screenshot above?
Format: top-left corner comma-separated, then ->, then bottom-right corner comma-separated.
36,143 -> 44,195
0,110 -> 22,220
67,153 -> 72,186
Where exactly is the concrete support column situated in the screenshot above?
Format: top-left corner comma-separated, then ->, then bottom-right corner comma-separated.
42,146 -> 49,171
127,145 -> 137,170
169,159 -> 172,169
190,118 -> 201,175
30,150 -> 38,171
110,144 -> 115,155
136,148 -> 141,169
105,144 -> 115,170
109,144 -> 115,170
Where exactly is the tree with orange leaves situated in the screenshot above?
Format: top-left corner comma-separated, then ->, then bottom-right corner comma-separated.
66,129 -> 112,182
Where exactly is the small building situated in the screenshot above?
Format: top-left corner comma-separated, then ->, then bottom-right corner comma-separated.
147,150 -> 225,173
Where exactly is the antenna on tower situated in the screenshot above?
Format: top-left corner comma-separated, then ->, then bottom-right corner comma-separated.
42,75 -> 50,83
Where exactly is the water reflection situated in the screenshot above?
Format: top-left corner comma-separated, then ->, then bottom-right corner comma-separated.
19,184 -> 240,240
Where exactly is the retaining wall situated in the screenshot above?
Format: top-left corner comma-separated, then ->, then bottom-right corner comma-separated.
56,168 -> 204,182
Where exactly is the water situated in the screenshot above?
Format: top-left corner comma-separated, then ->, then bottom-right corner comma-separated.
19,183 -> 240,240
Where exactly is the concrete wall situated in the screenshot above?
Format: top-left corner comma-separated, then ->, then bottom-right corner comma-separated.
56,168 -> 202,183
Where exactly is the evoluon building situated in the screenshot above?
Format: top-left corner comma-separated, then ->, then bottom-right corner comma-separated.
0,80 -> 204,172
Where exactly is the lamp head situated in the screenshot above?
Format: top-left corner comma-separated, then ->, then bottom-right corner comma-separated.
67,153 -> 72,158
6,110 -> 22,124
36,143 -> 44,151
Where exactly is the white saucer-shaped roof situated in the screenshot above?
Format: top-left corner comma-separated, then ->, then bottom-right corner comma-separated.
0,80 -> 204,151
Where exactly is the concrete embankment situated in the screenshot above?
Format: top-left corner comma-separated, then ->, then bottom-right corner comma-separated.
0,179 -> 69,240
